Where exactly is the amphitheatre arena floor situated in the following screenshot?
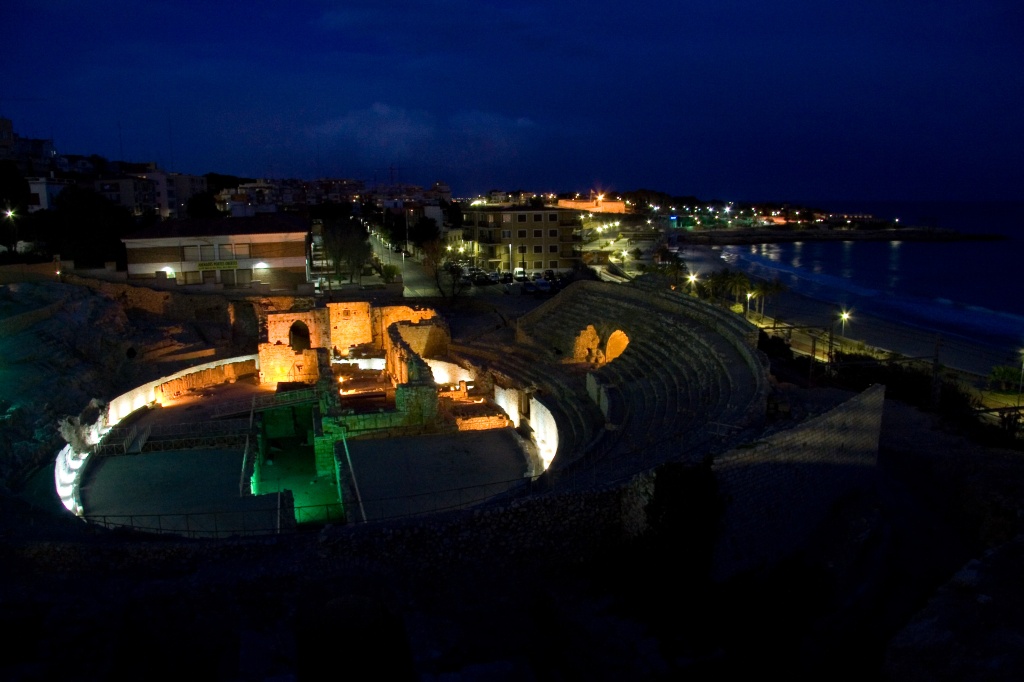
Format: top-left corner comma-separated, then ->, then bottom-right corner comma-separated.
75,375 -> 528,535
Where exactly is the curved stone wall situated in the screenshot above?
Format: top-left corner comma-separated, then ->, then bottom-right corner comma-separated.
55,354 -> 259,515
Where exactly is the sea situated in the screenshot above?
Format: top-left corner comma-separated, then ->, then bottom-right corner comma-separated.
695,200 -> 1024,367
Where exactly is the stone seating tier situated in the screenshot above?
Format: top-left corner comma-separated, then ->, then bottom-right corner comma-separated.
511,282 -> 768,477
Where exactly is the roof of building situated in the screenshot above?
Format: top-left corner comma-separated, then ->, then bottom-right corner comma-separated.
124,213 -> 309,241
461,205 -> 580,213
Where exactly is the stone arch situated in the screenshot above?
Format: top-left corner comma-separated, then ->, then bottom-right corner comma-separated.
604,329 -> 629,362
289,320 -> 311,351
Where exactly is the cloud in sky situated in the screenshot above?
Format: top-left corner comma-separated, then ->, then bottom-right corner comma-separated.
2,0 -> 1022,199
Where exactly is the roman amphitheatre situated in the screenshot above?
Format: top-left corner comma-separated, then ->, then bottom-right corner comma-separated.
2,271 -> 1023,680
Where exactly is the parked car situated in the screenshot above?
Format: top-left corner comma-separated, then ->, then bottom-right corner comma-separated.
534,279 -> 552,294
472,272 -> 495,285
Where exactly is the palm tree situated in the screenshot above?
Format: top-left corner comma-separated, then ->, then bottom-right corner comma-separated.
655,245 -> 688,289
725,270 -> 751,306
753,277 -> 786,321
702,269 -> 730,304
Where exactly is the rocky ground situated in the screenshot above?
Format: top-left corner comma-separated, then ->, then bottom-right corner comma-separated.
1,280 -> 1023,680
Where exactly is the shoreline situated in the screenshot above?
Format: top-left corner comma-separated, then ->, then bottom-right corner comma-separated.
678,245 -> 1016,379
675,226 -> 1006,246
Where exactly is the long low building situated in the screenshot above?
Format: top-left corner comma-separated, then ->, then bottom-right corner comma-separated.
121,214 -> 310,290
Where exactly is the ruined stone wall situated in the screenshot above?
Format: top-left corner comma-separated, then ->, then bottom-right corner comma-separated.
258,344 -> 321,384
384,323 -> 434,388
529,397 -> 559,470
426,360 -> 474,387
326,301 -> 373,353
395,319 -> 450,358
66,274 -> 229,321
102,355 -> 259,424
323,403 -> 447,441
155,359 -> 258,401
454,414 -> 511,431
395,384 -> 439,425
437,381 -> 470,402
372,305 -> 437,349
494,386 -> 523,427
0,261 -> 65,285
265,308 -> 330,348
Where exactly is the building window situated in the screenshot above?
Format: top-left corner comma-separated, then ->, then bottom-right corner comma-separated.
517,229 -> 527,238
533,245 -> 542,253
517,245 -> 526,254
548,213 -> 558,221
183,270 -> 202,285
549,244 -> 558,252
182,245 -> 199,261
532,213 -> 542,222
534,260 -> 543,269
221,269 -> 236,286
533,229 -> 542,238
236,269 -> 252,286
501,230 -> 511,238
200,244 -> 215,260
549,260 -> 559,268
234,243 -> 250,258
548,229 -> 558,237
502,214 -> 511,223
517,214 -> 526,222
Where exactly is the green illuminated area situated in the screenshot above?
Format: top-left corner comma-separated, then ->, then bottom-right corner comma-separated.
250,402 -> 344,525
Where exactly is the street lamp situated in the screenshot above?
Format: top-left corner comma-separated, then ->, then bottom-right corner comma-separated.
4,207 -> 16,251
746,291 -> 753,316
687,273 -> 697,295
840,310 -> 851,337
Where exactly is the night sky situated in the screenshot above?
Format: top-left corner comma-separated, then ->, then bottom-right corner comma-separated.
4,1 -> 1022,201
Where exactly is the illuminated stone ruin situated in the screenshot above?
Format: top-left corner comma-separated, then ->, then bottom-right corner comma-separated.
257,302 -> 512,478
572,324 -> 630,365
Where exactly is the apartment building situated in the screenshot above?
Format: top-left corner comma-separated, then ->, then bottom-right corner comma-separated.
459,206 -> 583,274
140,170 -> 207,219
95,176 -> 157,216
121,214 -> 309,289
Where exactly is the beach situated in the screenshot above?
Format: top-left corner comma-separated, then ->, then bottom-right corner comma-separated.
681,244 -> 1015,380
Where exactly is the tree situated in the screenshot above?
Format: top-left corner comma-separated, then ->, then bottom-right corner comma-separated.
753,277 -> 786,320
186,191 -> 224,219
408,216 -> 439,249
724,269 -> 751,305
421,239 -> 469,299
322,221 -> 372,284
380,264 -> 400,283
50,185 -> 134,268
654,245 -> 689,289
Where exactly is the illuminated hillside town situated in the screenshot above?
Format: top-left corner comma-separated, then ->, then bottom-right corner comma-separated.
2,113 -> 1023,680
